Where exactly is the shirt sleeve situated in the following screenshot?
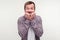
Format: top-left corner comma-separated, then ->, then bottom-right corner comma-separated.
17,18 -> 28,38
31,16 -> 43,37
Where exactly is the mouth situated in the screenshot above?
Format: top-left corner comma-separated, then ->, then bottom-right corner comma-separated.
28,12 -> 32,14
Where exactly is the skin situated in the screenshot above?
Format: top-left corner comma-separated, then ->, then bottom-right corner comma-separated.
24,4 -> 36,21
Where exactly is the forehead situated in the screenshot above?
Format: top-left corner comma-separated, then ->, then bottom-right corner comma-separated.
26,4 -> 34,8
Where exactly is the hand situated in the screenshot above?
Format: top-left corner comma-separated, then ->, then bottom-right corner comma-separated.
30,19 -> 36,26
25,12 -> 35,21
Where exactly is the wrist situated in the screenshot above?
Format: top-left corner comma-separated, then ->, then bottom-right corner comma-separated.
30,20 -> 36,26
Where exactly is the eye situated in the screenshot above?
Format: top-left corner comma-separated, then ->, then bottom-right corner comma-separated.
26,7 -> 29,10
31,7 -> 34,10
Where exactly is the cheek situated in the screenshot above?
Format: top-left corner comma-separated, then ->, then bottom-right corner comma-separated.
25,10 -> 28,13
31,10 -> 35,12
25,10 -> 29,13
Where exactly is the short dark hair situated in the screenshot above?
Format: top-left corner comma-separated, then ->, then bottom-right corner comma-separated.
24,1 -> 35,10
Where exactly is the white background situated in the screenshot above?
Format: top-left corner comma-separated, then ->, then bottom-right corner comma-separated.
0,0 -> 60,40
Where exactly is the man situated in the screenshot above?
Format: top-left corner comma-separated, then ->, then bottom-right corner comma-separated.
17,1 -> 43,40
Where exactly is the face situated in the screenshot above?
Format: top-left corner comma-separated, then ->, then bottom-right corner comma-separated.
24,4 -> 35,20
25,4 -> 35,15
